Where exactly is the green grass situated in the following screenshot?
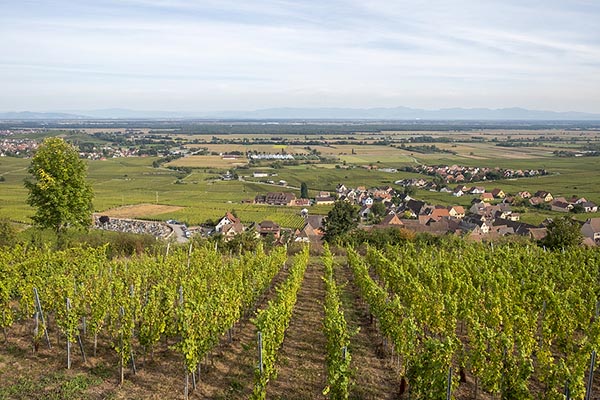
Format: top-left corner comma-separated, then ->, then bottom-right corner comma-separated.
0,157 -> 32,222
0,372 -> 102,400
264,164 -> 414,192
2,140 -> 600,229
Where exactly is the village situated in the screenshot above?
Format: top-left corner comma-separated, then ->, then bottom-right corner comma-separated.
0,135 -> 139,159
207,182 -> 600,246
398,163 -> 549,185
0,137 -> 39,157
93,181 -> 600,247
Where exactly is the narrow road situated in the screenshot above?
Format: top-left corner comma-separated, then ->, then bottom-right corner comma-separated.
166,223 -> 189,243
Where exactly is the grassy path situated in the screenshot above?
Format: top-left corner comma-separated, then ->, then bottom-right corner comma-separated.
267,261 -> 328,400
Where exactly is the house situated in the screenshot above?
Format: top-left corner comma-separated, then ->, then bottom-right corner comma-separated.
480,193 -> 494,202
221,222 -> 245,240
431,218 -> 461,235
528,197 -> 545,207
426,207 -> 450,221
491,188 -> 506,199
459,218 -> 490,234
469,201 -> 489,215
581,218 -> 600,244
255,192 -> 297,206
315,196 -> 336,205
379,213 -> 403,227
570,196 -> 587,204
215,212 -> 241,233
256,220 -> 281,240
294,198 -> 311,207
397,193 -> 412,203
336,184 -> 347,194
507,213 -> 521,221
581,201 -> 598,213
550,199 -> 573,213
469,186 -> 486,194
485,223 -> 515,237
492,218 -> 538,237
534,191 -> 554,202
296,215 -> 324,242
453,185 -> 468,197
447,206 -> 465,219
474,220 -> 491,234
363,197 -> 374,207
405,199 -> 427,216
418,215 -> 436,225
253,172 -> 269,178
453,188 -> 464,197
517,191 -> 532,199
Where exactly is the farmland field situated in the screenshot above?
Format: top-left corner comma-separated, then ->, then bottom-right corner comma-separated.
2,126 -> 600,228
166,155 -> 248,168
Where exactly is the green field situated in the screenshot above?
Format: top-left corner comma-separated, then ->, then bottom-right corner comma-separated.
0,156 -> 311,227
2,130 -> 600,228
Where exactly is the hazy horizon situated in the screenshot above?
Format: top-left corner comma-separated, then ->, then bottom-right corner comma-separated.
1,1 -> 599,113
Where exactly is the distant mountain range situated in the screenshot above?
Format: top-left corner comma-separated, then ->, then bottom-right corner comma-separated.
1,106 -> 600,120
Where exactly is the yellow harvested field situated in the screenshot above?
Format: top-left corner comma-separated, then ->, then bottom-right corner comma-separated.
97,204 -> 184,218
167,155 -> 248,168
185,143 -> 310,154
433,142 -> 555,159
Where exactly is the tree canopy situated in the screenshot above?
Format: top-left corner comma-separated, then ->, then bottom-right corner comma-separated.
541,216 -> 582,249
323,200 -> 357,242
24,137 -> 94,233
300,182 -> 309,199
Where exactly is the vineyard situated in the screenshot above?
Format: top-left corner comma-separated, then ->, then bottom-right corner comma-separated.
1,240 -> 600,399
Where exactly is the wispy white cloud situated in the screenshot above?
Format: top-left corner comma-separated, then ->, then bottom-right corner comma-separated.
0,0 -> 599,112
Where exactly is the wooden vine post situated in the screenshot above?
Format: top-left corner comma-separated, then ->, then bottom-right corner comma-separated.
33,288 -> 51,349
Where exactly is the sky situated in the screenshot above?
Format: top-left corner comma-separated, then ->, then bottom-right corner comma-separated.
1,0 -> 600,113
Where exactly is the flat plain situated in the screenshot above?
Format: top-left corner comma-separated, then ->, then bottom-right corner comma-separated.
1,127 -> 600,227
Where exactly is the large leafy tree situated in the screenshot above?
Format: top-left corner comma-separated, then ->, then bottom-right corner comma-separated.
24,137 -> 94,233
541,216 -> 582,249
323,200 -> 357,242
